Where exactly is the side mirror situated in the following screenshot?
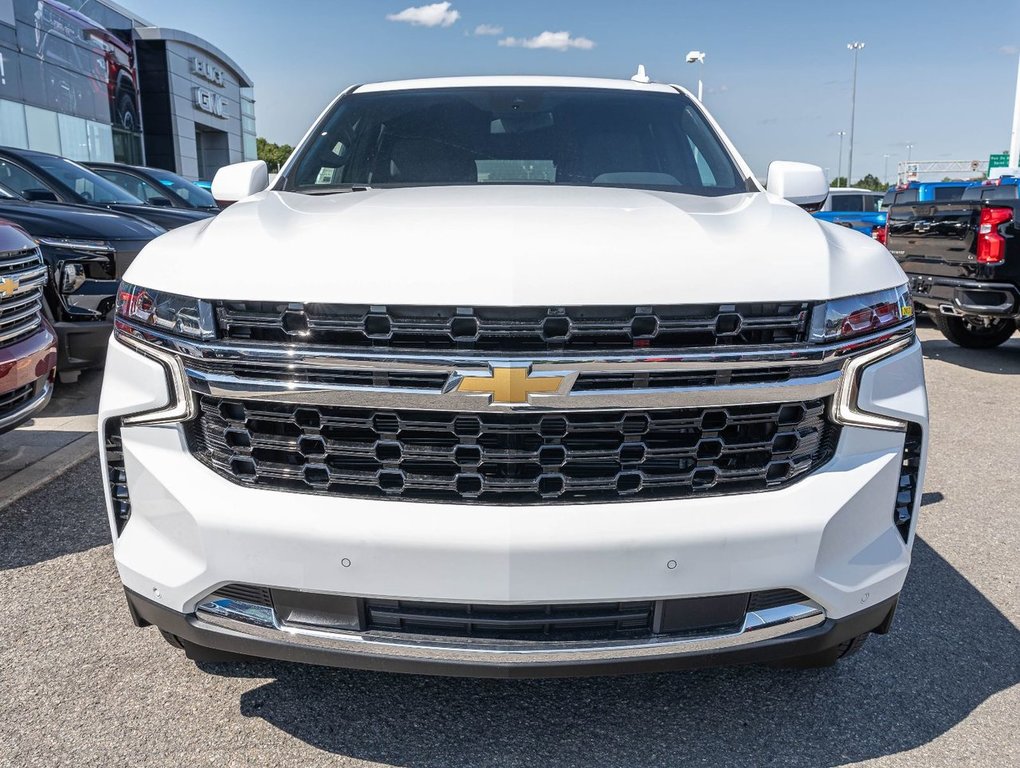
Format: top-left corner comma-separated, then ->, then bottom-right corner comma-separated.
211,160 -> 269,204
23,188 -> 59,203
766,161 -> 829,211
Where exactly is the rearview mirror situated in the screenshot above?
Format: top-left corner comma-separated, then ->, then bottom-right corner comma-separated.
766,161 -> 828,211
23,188 -> 59,203
211,160 -> 269,204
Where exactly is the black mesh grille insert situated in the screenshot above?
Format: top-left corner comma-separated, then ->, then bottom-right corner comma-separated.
187,398 -> 839,504
104,420 -> 131,535
895,424 -> 924,542
365,599 -> 655,641
216,302 -> 812,352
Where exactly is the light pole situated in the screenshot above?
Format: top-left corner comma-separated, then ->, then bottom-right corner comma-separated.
836,130 -> 847,186
906,143 -> 914,162
846,41 -> 865,186
686,50 -> 706,101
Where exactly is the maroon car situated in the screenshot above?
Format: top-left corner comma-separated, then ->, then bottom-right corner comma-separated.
0,222 -> 56,434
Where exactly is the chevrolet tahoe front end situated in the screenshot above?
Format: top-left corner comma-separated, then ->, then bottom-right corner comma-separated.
98,77 -> 928,677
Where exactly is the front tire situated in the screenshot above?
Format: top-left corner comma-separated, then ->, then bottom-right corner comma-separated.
932,314 -> 1016,348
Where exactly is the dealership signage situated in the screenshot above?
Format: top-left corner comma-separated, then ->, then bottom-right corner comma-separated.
191,57 -> 225,87
193,87 -> 228,118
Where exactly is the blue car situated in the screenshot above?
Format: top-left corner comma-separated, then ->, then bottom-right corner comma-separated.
813,187 -> 885,235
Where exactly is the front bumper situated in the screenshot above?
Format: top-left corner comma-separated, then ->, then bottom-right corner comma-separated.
0,324 -> 57,434
99,334 -> 928,675
52,318 -> 111,374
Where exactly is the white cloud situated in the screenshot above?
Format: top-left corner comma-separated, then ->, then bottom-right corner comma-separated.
1000,45 -> 1019,55
474,24 -> 503,36
386,2 -> 460,28
498,31 -> 595,51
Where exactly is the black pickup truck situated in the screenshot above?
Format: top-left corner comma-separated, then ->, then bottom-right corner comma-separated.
887,182 -> 1019,348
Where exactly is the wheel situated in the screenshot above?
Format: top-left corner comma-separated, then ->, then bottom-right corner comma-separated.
117,91 -> 138,132
932,314 -> 1016,348
769,633 -> 869,669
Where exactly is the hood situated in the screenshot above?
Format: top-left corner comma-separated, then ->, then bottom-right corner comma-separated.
124,185 -> 906,304
107,204 -> 215,230
0,199 -> 165,240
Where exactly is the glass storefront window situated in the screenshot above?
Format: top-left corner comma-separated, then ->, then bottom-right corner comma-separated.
58,113 -> 90,160
88,121 -> 115,161
0,100 -> 28,149
24,106 -> 60,154
242,115 -> 256,134
243,132 -> 257,162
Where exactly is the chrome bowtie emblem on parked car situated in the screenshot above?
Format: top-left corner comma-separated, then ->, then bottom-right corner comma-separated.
450,367 -> 568,404
0,275 -> 19,298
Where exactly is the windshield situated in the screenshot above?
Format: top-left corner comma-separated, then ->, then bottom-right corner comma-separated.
30,154 -> 145,204
284,87 -> 749,195
145,167 -> 218,207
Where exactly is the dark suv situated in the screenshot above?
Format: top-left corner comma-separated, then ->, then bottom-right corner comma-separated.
0,182 -> 164,382
0,147 -> 214,231
86,163 -> 221,213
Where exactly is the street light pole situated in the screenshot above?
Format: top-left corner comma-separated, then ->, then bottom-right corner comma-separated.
847,42 -> 865,186
686,51 -> 706,101
836,131 -> 846,185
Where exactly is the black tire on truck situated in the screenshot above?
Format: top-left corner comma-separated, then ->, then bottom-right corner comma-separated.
932,314 -> 1017,349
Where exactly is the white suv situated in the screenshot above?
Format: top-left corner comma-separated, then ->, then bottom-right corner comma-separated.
99,76 -> 927,677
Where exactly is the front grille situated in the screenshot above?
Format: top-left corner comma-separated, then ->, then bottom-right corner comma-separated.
894,423 -> 924,542
365,599 -> 655,641
216,302 -> 812,351
0,383 -> 34,417
0,248 -> 46,349
187,397 -> 839,504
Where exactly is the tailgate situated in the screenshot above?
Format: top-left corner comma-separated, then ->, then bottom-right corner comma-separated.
886,202 -> 979,278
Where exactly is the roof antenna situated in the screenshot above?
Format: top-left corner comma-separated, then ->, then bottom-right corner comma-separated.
631,64 -> 650,84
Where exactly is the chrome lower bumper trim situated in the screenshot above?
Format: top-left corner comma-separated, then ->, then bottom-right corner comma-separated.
195,598 -> 825,665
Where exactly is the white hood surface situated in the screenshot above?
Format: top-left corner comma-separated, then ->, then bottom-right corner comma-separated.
125,185 -> 905,305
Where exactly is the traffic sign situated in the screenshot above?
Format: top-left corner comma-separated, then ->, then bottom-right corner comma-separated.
989,152 -> 1010,170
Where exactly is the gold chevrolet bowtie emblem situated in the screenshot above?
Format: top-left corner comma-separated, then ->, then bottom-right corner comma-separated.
0,276 -> 19,299
455,367 -> 565,404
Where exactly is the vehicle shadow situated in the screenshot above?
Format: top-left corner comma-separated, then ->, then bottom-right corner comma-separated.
921,334 -> 1020,376
200,537 -> 1019,767
0,456 -> 108,570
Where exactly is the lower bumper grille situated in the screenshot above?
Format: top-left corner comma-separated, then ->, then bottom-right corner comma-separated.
0,383 -> 34,417
187,398 -> 839,504
203,585 -> 811,643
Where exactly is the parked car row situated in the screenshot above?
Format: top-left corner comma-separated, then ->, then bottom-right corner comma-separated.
0,146 -> 218,431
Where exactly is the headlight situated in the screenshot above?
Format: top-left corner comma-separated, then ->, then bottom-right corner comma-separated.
809,284 -> 913,343
35,237 -> 113,253
116,282 -> 217,340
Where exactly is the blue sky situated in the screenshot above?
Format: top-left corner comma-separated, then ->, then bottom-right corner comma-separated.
124,0 -> 1020,181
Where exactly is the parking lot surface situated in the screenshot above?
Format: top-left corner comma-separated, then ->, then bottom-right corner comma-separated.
0,326 -> 1017,767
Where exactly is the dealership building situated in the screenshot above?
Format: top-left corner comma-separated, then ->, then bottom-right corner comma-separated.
0,0 -> 255,180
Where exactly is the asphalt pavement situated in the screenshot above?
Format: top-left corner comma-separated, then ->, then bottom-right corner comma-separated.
0,326 -> 1017,767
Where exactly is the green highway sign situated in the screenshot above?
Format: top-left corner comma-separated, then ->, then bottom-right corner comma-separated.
989,152 -> 1010,170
